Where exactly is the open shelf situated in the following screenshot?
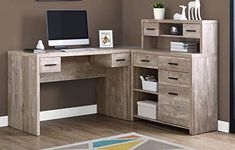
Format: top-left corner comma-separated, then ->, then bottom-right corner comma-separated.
134,115 -> 189,130
134,88 -> 158,95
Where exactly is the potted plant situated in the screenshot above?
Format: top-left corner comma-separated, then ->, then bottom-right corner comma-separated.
153,1 -> 165,20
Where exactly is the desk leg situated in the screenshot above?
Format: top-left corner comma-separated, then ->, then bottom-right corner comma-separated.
8,55 -> 40,136
97,67 -> 131,121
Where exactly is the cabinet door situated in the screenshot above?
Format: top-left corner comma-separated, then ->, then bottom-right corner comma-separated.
158,84 -> 191,127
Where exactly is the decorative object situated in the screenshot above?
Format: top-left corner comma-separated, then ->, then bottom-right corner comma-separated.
188,0 -> 202,20
99,30 -> 113,48
153,1 -> 165,20
36,40 -> 45,50
43,132 -> 193,150
173,5 -> 187,20
170,24 -> 182,35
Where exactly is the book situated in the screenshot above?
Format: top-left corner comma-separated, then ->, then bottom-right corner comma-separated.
170,41 -> 198,46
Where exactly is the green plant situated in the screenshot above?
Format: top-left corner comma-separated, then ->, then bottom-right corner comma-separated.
153,1 -> 164,8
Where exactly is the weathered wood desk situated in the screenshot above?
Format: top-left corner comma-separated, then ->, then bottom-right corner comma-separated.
8,48 -> 133,136
8,20 -> 219,136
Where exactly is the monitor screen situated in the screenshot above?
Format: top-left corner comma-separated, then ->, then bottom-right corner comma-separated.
47,10 -> 89,47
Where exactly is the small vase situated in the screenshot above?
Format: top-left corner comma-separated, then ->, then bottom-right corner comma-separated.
153,8 -> 165,20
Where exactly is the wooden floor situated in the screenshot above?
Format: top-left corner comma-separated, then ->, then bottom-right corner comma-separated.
0,115 -> 235,150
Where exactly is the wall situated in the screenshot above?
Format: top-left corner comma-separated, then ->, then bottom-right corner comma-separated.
122,0 -> 230,121
0,0 -> 123,116
0,0 -> 230,122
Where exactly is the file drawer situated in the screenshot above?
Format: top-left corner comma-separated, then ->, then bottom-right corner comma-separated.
143,22 -> 159,36
133,53 -> 158,68
183,24 -> 201,38
158,56 -> 191,72
158,84 -> 191,127
159,70 -> 191,86
91,53 -> 130,68
40,57 -> 61,73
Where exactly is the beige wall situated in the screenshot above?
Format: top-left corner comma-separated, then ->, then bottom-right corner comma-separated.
0,0 -> 123,116
0,0 -> 230,122
122,0 -> 230,121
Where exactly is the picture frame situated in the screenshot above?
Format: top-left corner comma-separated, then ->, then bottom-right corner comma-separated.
99,30 -> 113,48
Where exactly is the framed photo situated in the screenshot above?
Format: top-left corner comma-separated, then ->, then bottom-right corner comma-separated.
99,30 -> 113,48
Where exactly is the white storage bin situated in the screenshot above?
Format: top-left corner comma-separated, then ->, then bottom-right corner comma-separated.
140,76 -> 158,92
137,100 -> 157,119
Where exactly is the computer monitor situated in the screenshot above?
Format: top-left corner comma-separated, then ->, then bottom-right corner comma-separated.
47,10 -> 89,48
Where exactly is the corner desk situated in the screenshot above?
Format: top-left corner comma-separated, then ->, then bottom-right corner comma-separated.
8,20 -> 218,136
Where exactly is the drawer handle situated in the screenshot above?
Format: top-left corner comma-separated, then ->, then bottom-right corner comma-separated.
141,59 -> 150,63
168,62 -> 178,66
146,28 -> 156,31
44,64 -> 57,67
168,77 -> 178,80
116,59 -> 126,62
168,92 -> 179,96
185,29 -> 197,32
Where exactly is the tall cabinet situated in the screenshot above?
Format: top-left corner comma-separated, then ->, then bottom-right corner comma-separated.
132,19 -> 218,135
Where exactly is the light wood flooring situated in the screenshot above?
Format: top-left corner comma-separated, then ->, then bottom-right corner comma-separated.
0,115 -> 234,150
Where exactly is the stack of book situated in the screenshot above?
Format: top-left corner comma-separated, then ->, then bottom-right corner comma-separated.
170,42 -> 198,53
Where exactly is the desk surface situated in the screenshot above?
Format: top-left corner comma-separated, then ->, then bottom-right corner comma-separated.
8,47 -> 202,58
8,48 -> 134,58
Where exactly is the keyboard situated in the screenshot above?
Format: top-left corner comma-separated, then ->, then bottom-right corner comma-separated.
60,48 -> 98,52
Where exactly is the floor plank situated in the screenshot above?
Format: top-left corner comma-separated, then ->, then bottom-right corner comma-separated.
0,115 -> 234,150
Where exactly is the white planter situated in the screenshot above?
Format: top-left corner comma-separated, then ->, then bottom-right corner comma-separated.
153,8 -> 165,20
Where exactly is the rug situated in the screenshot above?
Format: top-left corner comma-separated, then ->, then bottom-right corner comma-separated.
43,132 -> 194,150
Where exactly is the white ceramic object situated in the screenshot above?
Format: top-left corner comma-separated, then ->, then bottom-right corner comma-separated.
153,8 -> 165,20
173,5 -> 187,20
188,0 -> 202,20
36,40 -> 45,50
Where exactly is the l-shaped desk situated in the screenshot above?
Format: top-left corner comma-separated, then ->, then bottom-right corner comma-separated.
8,20 -> 218,136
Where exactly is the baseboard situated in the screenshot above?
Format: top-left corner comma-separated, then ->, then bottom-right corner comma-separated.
218,120 -> 230,133
40,104 -> 97,121
0,104 -> 97,127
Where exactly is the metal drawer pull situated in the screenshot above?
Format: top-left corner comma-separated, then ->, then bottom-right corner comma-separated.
168,92 -> 179,96
116,59 -> 126,62
186,29 -> 197,32
168,77 -> 178,80
141,59 -> 150,62
168,62 -> 178,66
44,64 -> 57,67
146,28 -> 156,31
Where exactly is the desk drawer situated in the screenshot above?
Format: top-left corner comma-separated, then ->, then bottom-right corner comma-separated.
40,57 -> 61,73
159,70 -> 191,86
158,56 -> 191,72
143,22 -> 159,36
158,84 -> 191,127
91,53 -> 130,68
111,53 -> 130,67
133,53 -> 158,68
183,24 -> 201,38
